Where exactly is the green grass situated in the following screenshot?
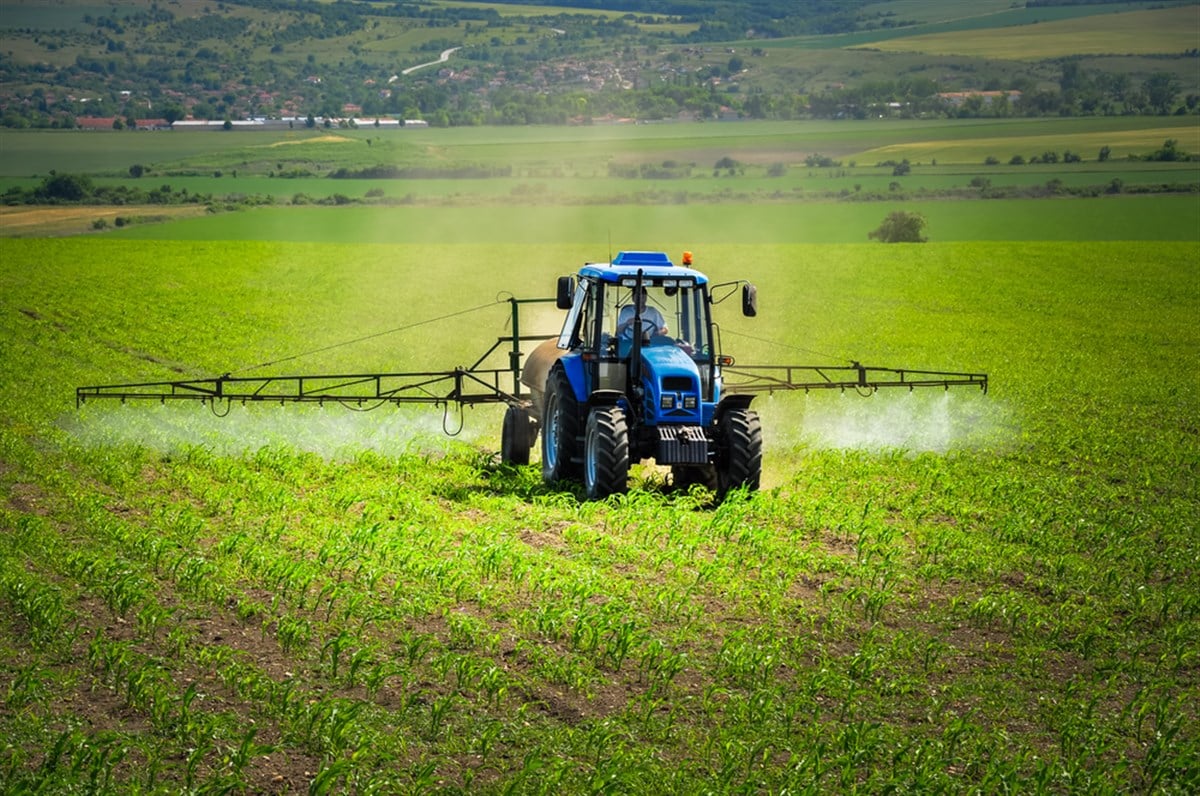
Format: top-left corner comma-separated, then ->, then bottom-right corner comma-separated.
0,236 -> 1197,792
5,117 -> 1198,179
856,5 -> 1200,59
751,1 -> 1199,50
89,196 -> 1198,245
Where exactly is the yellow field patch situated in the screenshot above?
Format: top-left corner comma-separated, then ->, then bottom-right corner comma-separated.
852,6 -> 1199,59
268,135 -> 354,147
854,126 -> 1200,165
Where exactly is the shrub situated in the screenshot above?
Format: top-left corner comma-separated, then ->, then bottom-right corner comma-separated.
805,153 -> 840,168
869,211 -> 927,243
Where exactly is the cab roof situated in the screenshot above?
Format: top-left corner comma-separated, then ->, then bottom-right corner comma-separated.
578,251 -> 708,285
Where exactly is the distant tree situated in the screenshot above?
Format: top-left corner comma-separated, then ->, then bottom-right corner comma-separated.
305,113 -> 316,129
891,159 -> 911,176
869,210 -> 927,243
713,156 -> 741,176
129,163 -> 145,178
162,105 -> 185,126
42,173 -> 93,201
1009,154 -> 1026,165
1148,139 -> 1185,162
1098,145 -> 1111,162
1144,72 -> 1180,115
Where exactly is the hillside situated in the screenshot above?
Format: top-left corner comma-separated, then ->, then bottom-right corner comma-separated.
1,0 -> 1197,128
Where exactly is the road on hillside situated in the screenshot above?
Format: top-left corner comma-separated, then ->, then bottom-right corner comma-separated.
397,47 -> 461,77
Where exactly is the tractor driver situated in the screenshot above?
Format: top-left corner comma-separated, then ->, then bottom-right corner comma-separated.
616,286 -> 668,339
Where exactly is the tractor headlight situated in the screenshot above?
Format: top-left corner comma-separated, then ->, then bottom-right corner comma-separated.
683,395 -> 697,410
661,394 -> 675,410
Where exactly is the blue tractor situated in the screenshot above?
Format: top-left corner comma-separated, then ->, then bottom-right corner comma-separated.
512,251 -> 762,500
78,249 -> 987,502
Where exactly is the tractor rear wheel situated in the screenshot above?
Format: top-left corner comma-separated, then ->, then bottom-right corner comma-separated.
717,408 -> 762,500
541,368 -> 580,482
501,405 -> 534,465
584,406 -> 629,499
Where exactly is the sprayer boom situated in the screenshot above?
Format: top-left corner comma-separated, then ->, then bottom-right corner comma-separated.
722,362 -> 988,395
75,368 -> 528,410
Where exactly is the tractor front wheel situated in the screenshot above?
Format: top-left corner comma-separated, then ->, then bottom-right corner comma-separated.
716,408 -> 762,500
541,368 -> 580,483
501,405 -> 535,465
584,406 -> 629,500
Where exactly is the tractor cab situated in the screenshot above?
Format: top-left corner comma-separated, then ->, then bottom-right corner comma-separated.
554,252 -> 719,413
519,250 -> 763,499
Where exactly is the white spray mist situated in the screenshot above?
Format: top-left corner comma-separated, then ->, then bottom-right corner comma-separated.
64,401 -> 497,461
758,389 -> 1011,454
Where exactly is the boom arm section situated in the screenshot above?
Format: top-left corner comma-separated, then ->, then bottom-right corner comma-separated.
722,362 -> 988,395
76,368 -> 529,409
76,296 -> 559,410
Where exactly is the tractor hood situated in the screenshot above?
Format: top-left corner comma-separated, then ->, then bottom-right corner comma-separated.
640,344 -> 703,425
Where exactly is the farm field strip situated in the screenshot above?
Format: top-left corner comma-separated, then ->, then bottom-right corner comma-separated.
767,1 -> 1198,51
854,5 -> 1200,59
5,118 -> 1199,179
1,238 -> 1197,791
81,197 -> 1200,245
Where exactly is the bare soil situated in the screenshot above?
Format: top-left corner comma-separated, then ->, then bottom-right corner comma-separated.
0,205 -> 207,237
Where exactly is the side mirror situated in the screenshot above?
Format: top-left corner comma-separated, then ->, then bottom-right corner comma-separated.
556,276 -> 575,310
742,283 -> 757,317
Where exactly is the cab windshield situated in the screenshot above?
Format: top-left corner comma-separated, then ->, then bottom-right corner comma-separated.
600,282 -> 711,359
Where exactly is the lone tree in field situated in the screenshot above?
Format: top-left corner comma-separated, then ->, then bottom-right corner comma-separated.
870,211 -> 927,243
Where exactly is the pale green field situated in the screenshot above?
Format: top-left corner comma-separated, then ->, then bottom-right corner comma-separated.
11,159 -> 1182,204
856,5 -> 1200,59
856,125 -> 1200,166
101,197 -> 1200,245
3,118 -> 1198,178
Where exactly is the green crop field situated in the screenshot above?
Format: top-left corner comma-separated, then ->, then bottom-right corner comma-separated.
856,6 -> 1200,59
65,196 -> 1191,246
1,233 -> 1197,792
5,117 -> 1198,179
1,109 -> 1198,793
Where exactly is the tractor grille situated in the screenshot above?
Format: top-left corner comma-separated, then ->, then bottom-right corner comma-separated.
657,425 -> 709,465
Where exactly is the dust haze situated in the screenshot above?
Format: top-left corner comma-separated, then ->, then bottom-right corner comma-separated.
65,402 -> 497,461
758,389 -> 1010,454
